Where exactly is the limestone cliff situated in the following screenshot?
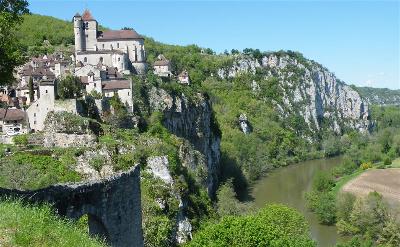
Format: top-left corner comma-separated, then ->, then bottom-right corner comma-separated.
147,87 -> 221,196
218,53 -> 371,135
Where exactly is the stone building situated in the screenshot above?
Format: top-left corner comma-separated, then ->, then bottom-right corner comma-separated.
0,108 -> 28,136
75,64 -> 134,112
73,10 -> 147,75
178,70 -> 190,85
153,54 -> 172,77
26,79 -> 57,131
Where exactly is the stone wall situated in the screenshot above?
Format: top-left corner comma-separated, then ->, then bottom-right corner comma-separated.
0,165 -> 144,247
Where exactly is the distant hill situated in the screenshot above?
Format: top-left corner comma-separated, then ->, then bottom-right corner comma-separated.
354,86 -> 400,106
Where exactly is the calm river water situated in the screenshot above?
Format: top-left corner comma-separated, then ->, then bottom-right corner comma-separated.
251,157 -> 344,247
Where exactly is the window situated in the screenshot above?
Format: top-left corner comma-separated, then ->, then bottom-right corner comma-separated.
128,92 -> 130,96
118,57 -> 120,62
45,90 -> 48,93
85,34 -> 88,38
34,121 -> 37,124
102,44 -> 105,49
99,57 -> 103,63
34,113 -> 36,117
84,57 -> 87,62
117,43 -> 119,48
94,83 -> 96,87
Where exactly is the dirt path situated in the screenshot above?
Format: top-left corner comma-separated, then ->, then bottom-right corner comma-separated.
341,168 -> 400,206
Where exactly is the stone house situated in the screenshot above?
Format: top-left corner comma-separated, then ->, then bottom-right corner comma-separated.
26,78 -> 57,131
102,79 -> 133,112
73,10 -> 147,75
0,108 -> 28,136
153,54 -> 172,77
178,70 -> 190,85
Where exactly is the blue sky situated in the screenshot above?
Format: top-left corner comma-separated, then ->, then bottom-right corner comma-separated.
28,0 -> 399,89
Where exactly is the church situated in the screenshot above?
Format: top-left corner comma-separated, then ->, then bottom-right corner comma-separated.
73,10 -> 147,75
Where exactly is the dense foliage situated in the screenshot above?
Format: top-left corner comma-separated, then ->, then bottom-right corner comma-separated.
355,86 -> 400,106
187,204 -> 316,247
0,0 -> 29,85
0,200 -> 106,246
57,75 -> 83,99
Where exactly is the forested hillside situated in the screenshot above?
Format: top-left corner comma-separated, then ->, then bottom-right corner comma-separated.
354,86 -> 400,106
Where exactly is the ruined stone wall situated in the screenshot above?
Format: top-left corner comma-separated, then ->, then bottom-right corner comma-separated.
0,165 -> 143,247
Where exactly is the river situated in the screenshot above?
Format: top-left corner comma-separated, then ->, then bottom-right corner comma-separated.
251,157 -> 344,247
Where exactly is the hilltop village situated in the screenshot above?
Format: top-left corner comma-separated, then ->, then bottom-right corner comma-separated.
0,10 -> 190,140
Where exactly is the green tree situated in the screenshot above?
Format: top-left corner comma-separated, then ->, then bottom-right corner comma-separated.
0,0 -> 29,85
216,180 -> 252,217
187,204 -> 316,247
57,75 -> 83,99
28,76 -> 34,102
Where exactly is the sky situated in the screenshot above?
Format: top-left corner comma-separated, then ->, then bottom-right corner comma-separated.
28,0 -> 399,89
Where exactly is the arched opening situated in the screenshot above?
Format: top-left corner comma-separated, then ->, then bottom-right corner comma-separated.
84,57 -> 87,63
99,57 -> 103,63
77,214 -> 109,243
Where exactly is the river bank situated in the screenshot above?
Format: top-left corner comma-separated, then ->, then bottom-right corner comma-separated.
251,157 -> 345,247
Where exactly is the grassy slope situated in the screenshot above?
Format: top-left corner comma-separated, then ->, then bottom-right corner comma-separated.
0,200 -> 106,247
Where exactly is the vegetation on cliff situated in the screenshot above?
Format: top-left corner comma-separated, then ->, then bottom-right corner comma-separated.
187,204 -> 316,247
0,200 -> 106,247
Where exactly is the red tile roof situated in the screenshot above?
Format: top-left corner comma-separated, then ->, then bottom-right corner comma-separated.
0,108 -> 26,121
82,9 -> 94,21
102,80 -> 131,90
97,30 -> 143,40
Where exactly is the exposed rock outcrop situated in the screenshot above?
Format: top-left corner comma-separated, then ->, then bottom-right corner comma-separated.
238,113 -> 251,134
148,87 -> 221,196
218,53 -> 371,134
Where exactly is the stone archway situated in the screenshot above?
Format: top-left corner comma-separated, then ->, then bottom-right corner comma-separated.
0,165 -> 143,247
88,214 -> 109,242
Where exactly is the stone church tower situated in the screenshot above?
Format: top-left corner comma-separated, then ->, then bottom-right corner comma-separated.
73,10 -> 147,74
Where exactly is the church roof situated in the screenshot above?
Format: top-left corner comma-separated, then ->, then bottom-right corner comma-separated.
74,12 -> 81,18
97,30 -> 143,40
82,9 -> 94,21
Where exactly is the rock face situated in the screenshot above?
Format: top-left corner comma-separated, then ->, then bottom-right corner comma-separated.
148,87 -> 221,196
218,53 -> 371,134
238,113 -> 251,134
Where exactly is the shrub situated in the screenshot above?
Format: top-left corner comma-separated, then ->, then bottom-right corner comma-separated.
360,162 -> 373,170
336,193 -> 356,221
383,156 -> 392,166
13,134 -> 29,146
187,204 -> 316,247
312,171 -> 335,192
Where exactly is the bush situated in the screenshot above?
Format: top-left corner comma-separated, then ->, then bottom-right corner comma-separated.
57,75 -> 83,100
360,162 -> 373,170
336,193 -> 356,221
312,171 -> 335,192
187,204 -> 316,247
13,134 -> 29,146
383,156 -> 392,166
